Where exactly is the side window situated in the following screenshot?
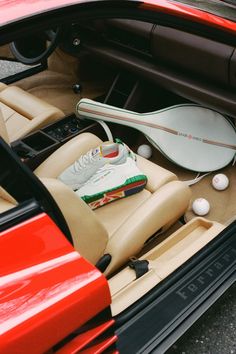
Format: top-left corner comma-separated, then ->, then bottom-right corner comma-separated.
0,44 -> 44,83
0,60 -> 33,81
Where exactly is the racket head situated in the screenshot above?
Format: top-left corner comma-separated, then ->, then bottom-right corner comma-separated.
145,105 -> 236,172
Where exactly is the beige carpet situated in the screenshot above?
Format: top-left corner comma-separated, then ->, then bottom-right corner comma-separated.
15,70 -> 109,116
184,164 -> 236,225
136,135 -> 236,225
14,49 -> 112,115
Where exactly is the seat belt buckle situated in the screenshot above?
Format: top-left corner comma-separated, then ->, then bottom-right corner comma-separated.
128,257 -> 149,279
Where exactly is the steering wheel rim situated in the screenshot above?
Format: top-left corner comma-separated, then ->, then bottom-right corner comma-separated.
9,28 -> 61,65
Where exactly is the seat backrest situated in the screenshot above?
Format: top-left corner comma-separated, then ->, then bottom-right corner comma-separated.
0,186 -> 17,213
0,84 -> 64,142
0,107 -> 9,144
41,177 -> 109,265
0,107 -> 18,211
0,114 -> 108,263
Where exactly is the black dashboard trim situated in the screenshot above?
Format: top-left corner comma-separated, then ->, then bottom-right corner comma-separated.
83,40 -> 236,118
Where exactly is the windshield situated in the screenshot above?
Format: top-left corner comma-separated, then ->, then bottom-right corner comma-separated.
174,0 -> 236,22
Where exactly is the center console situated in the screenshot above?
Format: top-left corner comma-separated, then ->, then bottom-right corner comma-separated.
43,115 -> 84,141
12,114 -> 105,170
11,72 -> 148,169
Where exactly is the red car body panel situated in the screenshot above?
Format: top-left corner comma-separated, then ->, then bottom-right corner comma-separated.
0,0 -> 236,33
0,213 -> 111,354
141,0 -> 236,33
0,0 -> 235,352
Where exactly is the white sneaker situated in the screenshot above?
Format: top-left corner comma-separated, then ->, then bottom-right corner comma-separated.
76,157 -> 147,209
58,139 -> 135,190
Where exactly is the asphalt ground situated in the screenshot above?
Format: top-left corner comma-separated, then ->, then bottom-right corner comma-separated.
1,29 -> 236,353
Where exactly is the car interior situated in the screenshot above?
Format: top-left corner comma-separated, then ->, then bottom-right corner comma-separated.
0,17 -> 236,316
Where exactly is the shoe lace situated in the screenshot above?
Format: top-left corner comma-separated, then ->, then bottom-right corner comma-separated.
73,149 -> 98,172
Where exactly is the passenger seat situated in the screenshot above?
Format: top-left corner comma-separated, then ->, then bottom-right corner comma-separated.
0,82 -> 64,142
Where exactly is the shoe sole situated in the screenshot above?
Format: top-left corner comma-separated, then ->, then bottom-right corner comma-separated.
81,175 -> 147,209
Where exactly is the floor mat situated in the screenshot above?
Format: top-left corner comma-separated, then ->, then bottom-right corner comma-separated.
184,164 -> 236,225
136,135 -> 236,225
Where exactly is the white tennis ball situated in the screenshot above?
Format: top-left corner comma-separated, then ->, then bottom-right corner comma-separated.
192,198 -> 210,216
137,144 -> 152,159
212,174 -> 229,191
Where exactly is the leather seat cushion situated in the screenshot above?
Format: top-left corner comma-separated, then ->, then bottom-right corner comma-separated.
0,84 -> 64,142
94,189 -> 151,236
34,131 -> 190,274
35,133 -> 103,178
0,86 -> 62,120
136,155 -> 177,192
35,133 -> 177,191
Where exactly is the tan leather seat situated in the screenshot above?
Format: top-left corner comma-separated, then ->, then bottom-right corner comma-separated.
0,82 -> 64,142
0,187 -> 17,213
35,133 -> 191,275
0,106 -> 191,275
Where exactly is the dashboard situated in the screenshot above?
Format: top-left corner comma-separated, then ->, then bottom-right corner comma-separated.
62,19 -> 236,118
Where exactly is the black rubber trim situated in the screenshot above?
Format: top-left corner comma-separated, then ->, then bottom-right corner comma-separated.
82,41 -> 236,119
115,222 -> 236,353
154,278 -> 235,354
0,199 -> 41,232
0,61 -> 47,85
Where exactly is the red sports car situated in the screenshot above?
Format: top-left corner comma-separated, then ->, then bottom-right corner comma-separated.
0,1 -> 235,353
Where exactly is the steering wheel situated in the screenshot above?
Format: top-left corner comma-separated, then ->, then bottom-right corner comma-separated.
10,28 -> 61,65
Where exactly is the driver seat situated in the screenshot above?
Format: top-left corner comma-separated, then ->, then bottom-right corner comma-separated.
35,133 -> 191,276
0,107 -> 191,276
0,82 -> 64,142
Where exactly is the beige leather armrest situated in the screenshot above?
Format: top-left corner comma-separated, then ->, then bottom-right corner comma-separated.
104,180 -> 191,275
0,86 -> 63,120
35,133 -> 103,178
136,155 -> 177,192
11,109 -> 63,141
41,177 -> 108,264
